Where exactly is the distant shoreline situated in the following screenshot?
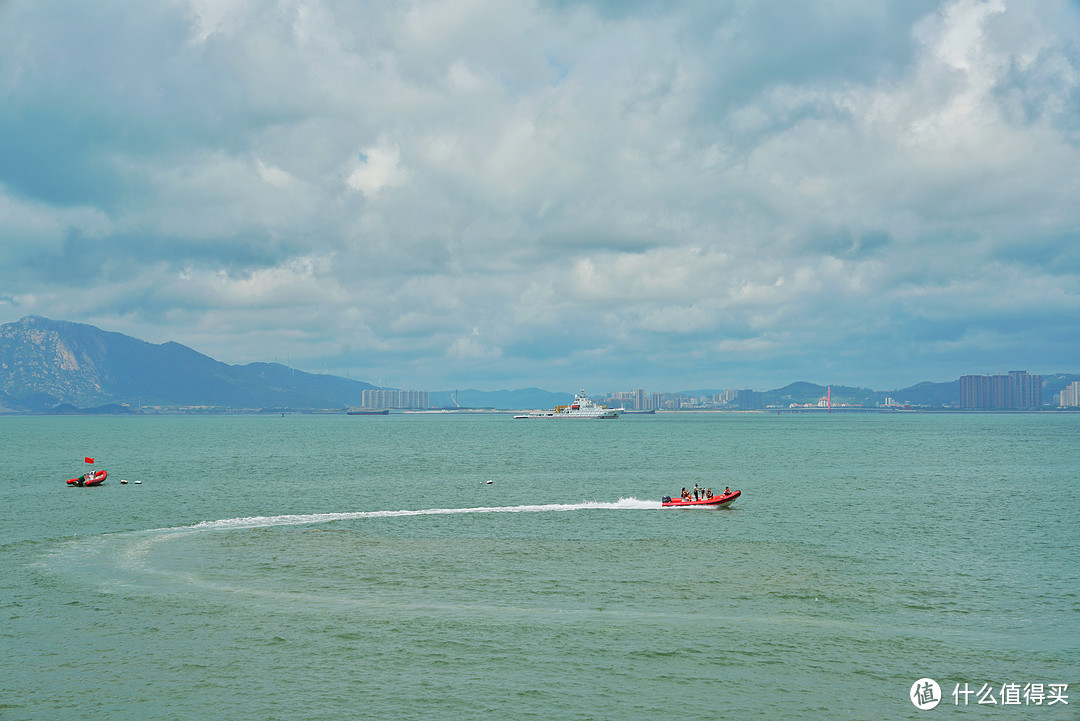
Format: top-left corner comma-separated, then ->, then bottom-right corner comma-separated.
2,407 -> 1078,416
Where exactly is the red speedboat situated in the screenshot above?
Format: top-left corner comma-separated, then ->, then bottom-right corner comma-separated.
662,489 -> 740,508
67,470 -> 108,487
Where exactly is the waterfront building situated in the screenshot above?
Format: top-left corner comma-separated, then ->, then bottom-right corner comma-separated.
735,389 -> 763,410
400,389 -> 429,409
1056,381 -> 1080,408
362,389 -> 396,409
361,388 -> 429,409
604,389 -> 659,410
960,371 -> 1042,410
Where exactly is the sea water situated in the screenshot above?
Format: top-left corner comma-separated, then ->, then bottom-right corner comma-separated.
1,412 -> 1077,720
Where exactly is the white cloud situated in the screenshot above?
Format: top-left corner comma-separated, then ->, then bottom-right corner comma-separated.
447,329 -> 502,361
178,0 -> 271,44
169,255 -> 343,308
1,0 -> 1078,391
346,140 -> 409,196
256,160 -> 296,189
0,188 -> 112,259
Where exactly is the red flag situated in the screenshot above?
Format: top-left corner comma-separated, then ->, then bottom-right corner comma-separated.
84,457 -> 94,464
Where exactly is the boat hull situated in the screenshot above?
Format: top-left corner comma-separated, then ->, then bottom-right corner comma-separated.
513,411 -> 621,419
662,490 -> 739,508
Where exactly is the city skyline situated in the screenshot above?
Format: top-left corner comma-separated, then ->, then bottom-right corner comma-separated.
2,310 -> 1077,412
2,313 -> 1078,411
1,1 -> 1078,392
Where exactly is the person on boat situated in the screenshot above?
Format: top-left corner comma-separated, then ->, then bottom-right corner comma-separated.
705,488 -> 713,499
693,483 -> 702,500
681,487 -> 690,501
724,486 -> 731,495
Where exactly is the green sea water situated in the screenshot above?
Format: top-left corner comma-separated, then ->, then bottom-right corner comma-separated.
1,412 -> 1077,720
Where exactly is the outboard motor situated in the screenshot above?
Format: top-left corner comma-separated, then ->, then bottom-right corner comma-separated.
661,496 -> 671,504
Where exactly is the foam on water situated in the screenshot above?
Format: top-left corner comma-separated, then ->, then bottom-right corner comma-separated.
176,496 -> 660,533
44,497 -> 663,587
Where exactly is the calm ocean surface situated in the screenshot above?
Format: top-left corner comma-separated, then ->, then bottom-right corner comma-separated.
2,412 -> 1077,720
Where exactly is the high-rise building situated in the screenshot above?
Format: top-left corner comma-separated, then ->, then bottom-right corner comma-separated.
735,389 -> 763,410
1056,381 -> 1080,408
399,390 -> 429,409
362,389 -> 397,409
361,389 -> 430,409
960,371 -> 1042,409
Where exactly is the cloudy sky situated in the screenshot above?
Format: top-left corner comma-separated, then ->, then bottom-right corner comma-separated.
1,0 -> 1078,393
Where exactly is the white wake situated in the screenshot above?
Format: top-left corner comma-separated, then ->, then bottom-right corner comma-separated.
170,497 -> 661,533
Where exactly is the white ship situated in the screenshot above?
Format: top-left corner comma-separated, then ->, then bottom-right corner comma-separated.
514,390 -> 623,419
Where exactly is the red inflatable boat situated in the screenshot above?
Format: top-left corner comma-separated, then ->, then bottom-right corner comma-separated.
661,489 -> 740,508
67,470 -> 108,487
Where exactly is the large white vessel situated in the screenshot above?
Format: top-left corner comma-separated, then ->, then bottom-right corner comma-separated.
514,390 -> 623,419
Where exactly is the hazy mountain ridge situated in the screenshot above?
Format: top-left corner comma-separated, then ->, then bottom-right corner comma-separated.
1,317 -> 1075,412
764,380 -> 959,407
0,316 -> 375,411
684,373 -> 1078,408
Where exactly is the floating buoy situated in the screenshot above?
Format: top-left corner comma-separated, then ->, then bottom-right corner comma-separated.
120,479 -> 128,484
134,480 -> 142,485
486,480 -> 493,484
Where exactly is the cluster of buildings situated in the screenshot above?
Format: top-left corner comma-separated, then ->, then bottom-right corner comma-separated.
360,371 -> 1077,412
960,371 -> 1042,410
606,371 -> 1076,412
1056,381 -> 1080,408
956,370 -> 1078,409
360,389 -> 429,410
599,389 -> 763,411
959,371 -> 1080,409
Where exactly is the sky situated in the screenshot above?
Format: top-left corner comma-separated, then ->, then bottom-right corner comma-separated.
1,0 -> 1078,394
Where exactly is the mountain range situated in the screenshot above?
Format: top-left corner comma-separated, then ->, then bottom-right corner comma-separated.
0,316 -> 375,412
1,316 -> 1075,412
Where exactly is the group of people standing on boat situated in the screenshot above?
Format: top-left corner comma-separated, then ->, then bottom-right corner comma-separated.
682,484 -> 712,501
679,483 -> 733,501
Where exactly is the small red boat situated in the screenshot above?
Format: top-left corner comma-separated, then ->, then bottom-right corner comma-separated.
67,470 -> 108,487
662,489 -> 740,508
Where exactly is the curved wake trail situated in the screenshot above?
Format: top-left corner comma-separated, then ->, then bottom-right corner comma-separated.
169,497 -> 661,534
43,499 -> 662,594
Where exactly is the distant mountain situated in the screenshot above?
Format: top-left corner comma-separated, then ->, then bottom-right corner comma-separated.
763,382 -> 881,407
688,379 -> 962,407
887,380 -> 960,407
759,380 -> 963,407
0,316 -> 375,411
